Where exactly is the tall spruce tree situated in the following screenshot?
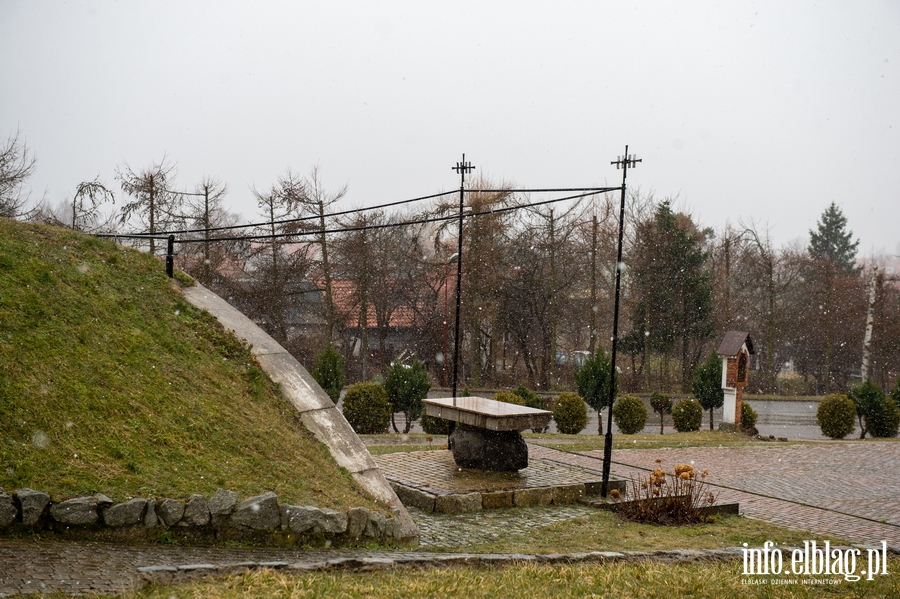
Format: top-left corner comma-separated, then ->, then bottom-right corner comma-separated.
809,202 -> 859,273
630,201 -> 714,391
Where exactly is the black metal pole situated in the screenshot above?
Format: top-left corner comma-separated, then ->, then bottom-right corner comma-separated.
601,146 -> 640,497
450,154 -> 474,403
165,234 -> 175,278
449,155 -> 474,447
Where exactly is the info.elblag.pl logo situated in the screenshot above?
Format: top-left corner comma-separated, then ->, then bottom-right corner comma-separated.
741,541 -> 890,585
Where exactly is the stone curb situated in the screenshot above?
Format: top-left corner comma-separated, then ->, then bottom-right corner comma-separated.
134,547 -> 749,588
388,478 -> 629,514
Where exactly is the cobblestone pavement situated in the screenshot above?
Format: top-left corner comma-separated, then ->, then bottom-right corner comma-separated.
530,442 -> 900,546
3,442 -> 899,596
376,449 -> 602,494
411,504 -> 596,547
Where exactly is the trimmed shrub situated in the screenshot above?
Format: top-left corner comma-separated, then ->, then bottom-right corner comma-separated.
493,390 -> 525,406
384,359 -> 431,434
816,394 -> 856,440
311,345 -> 345,403
420,414 -> 451,435
612,395 -> 648,434
649,392 -> 672,435
341,382 -> 391,434
740,402 -> 758,433
671,399 -> 703,432
553,392 -> 588,434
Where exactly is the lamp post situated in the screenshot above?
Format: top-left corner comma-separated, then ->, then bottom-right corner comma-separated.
601,146 -> 641,497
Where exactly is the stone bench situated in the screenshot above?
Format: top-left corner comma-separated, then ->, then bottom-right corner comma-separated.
423,397 -> 552,472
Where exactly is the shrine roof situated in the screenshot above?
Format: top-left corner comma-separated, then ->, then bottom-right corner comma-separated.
716,330 -> 755,356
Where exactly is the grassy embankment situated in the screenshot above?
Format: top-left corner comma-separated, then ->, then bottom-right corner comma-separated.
0,219 -> 378,511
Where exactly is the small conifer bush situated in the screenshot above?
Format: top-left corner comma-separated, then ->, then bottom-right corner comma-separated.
311,345 -> 345,403
740,402 -> 758,433
612,395 -> 648,434
341,382 -> 391,434
553,392 -> 588,434
513,385 -> 545,409
513,385 -> 550,432
869,396 -> 900,438
816,393 -> 856,439
671,398 -> 703,432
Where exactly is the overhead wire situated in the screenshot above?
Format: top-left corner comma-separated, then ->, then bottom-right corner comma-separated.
168,186 -> 621,244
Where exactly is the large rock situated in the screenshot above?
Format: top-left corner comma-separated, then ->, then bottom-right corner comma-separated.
230,491 -> 280,530
346,507 -> 370,538
282,505 -> 319,534
318,508 -> 348,534
144,499 -> 158,528
50,497 -> 98,525
365,510 -> 386,537
156,498 -> 185,527
16,488 -> 50,526
103,498 -> 148,527
209,489 -> 238,525
181,494 -> 210,526
281,505 -> 347,535
449,423 -> 529,471
0,491 -> 16,527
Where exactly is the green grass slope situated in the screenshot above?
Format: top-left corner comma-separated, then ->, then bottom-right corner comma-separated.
0,219 -> 378,511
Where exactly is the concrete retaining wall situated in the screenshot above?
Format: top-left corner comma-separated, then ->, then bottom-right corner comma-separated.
180,282 -> 418,543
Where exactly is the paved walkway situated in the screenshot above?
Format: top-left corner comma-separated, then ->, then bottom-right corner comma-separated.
532,441 -> 900,546
2,442 -> 899,596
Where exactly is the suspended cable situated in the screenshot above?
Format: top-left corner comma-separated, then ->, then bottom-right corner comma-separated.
128,189 -> 460,237
167,187 -> 620,244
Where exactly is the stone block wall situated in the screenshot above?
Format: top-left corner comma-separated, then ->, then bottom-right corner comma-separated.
0,487 -> 405,546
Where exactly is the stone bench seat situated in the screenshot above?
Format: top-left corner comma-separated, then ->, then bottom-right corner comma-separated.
423,396 -> 552,431
423,397 -> 552,472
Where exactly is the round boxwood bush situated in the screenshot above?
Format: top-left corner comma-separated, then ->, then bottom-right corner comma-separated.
740,402 -> 758,433
816,393 -> 856,440
420,413 -> 451,435
553,392 -> 588,434
612,395 -> 648,434
493,390 -> 525,405
671,398 -> 703,432
342,382 -> 391,434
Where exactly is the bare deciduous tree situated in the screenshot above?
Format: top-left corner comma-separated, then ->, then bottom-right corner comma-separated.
116,157 -> 179,254
0,128 -> 37,218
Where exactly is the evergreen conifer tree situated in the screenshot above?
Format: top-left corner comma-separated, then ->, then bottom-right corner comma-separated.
809,202 -> 859,273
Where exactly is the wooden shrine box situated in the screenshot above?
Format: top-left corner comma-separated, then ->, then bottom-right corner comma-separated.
716,331 -> 754,431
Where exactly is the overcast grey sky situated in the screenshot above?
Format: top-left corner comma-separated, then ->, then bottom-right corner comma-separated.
2,1 -> 898,255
